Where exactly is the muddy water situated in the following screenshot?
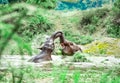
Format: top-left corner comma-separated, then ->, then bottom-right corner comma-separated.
0,55 -> 120,70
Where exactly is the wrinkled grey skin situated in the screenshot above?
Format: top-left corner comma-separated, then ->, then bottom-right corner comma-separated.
29,31 -> 63,63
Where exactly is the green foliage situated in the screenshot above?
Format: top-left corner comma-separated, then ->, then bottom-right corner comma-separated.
26,0 -> 57,9
63,29 -> 94,45
56,70 -> 67,83
79,35 -> 94,45
0,66 -> 38,83
18,14 -> 53,41
106,0 -> 120,38
78,5 -> 120,38
80,8 -> 109,26
105,0 -> 120,38
0,3 -> 54,55
8,0 -> 23,3
79,7 -> 110,34
113,0 -> 120,16
73,52 -> 88,62
85,24 -> 96,34
0,5 -> 32,55
100,67 -> 120,83
13,35 -> 32,55
9,66 -> 24,83
73,71 -> 80,83
106,20 -> 120,38
0,65 -> 120,83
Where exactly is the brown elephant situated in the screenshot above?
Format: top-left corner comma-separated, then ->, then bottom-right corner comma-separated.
59,33 -> 82,55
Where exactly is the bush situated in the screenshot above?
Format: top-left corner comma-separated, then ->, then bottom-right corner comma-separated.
79,7 -> 110,34
63,29 -> 94,45
106,0 -> 120,38
0,3 -> 54,55
80,8 -> 109,26
84,24 -> 96,34
73,52 -> 89,62
26,0 -> 57,9
113,0 -> 120,17
18,14 -> 53,41
0,4 -> 53,42
106,20 -> 120,38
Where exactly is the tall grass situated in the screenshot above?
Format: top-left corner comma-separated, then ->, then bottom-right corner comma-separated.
0,65 -> 120,83
73,71 -> 80,83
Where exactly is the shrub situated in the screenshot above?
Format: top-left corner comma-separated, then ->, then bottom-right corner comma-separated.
18,14 -> 53,41
0,4 -> 53,42
106,20 -> 120,38
113,0 -> 120,17
0,3 -> 54,55
106,0 -> 120,38
26,0 -> 57,9
79,7 -> 110,34
63,29 -> 94,45
73,52 -> 89,62
84,24 -> 96,34
80,8 -> 109,26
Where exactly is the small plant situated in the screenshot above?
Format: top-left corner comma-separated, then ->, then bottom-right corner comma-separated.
73,71 -> 80,83
78,35 -> 94,45
85,24 -> 96,34
10,67 -> 24,83
73,52 -> 88,62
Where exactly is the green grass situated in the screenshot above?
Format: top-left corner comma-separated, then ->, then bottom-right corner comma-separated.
0,65 -> 120,83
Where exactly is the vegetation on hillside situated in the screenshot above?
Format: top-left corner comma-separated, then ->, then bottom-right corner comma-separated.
0,0 -> 120,83
0,0 -> 120,55
0,3 -> 54,55
79,3 -> 120,38
26,0 -> 57,9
